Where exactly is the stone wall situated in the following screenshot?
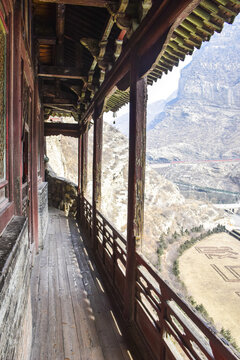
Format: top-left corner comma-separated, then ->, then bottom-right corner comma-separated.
46,169 -> 78,218
0,217 -> 32,360
38,182 -> 48,249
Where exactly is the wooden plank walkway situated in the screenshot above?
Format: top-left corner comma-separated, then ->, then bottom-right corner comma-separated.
30,208 -> 136,360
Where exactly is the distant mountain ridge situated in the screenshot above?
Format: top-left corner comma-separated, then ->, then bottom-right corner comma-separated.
109,91 -> 177,137
147,16 -> 240,163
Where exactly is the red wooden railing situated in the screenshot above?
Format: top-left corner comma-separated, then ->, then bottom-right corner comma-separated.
79,195 -> 239,360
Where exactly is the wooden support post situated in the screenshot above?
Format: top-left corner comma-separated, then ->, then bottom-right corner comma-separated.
124,59 -> 147,321
40,107 -> 45,180
81,130 -> 88,196
92,115 -> 103,250
31,78 -> 40,250
78,134 -> 82,194
8,11 -> 14,203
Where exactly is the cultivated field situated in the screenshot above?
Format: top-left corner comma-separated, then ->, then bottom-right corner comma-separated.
179,233 -> 240,347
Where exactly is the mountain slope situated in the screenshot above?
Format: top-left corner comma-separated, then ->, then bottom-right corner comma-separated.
46,122 -> 229,264
147,17 -> 240,163
107,92 -> 177,137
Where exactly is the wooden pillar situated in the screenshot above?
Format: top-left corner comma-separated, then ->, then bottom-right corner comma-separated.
81,130 -> 88,196
8,10 -> 14,202
78,134 -> 82,194
92,115 -> 103,250
40,107 -> 45,180
13,2 -> 22,215
124,59 -> 147,321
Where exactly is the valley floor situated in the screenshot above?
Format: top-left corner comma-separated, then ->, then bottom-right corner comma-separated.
179,233 -> 240,348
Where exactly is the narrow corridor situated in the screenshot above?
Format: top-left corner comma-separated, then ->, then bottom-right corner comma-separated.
30,208 -> 135,360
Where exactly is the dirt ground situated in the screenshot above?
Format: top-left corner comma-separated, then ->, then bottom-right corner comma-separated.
179,233 -> 240,348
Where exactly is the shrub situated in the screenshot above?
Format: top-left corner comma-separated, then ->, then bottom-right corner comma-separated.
173,260 -> 180,277
220,328 -> 240,352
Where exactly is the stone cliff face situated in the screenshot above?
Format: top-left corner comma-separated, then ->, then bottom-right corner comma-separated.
46,122 -> 228,265
107,93 -> 177,137
147,16 -> 240,163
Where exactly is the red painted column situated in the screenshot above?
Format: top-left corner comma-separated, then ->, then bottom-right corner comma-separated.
13,2 -> 22,215
31,79 -> 39,250
124,58 -> 147,321
92,115 -> 103,250
40,108 -> 45,181
8,10 -> 14,202
78,134 -> 82,194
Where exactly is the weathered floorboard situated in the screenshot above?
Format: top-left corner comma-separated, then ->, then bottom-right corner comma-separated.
30,208 -> 134,360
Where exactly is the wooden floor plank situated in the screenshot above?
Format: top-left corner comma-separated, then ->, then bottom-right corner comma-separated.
47,259 -> 64,359
31,250 -> 49,360
30,208 -> 135,360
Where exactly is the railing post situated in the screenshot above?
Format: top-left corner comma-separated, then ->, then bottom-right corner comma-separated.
77,133 -> 82,223
81,130 -> 88,196
124,55 -> 147,321
159,283 -> 170,359
92,114 -> 103,251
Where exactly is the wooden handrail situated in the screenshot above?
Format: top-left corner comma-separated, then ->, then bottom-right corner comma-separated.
78,195 -> 240,360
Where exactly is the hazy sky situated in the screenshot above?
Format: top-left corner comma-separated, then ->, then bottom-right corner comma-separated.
104,54 -> 192,122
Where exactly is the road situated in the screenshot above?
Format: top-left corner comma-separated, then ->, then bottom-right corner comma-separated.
160,237 -> 188,295
150,158 -> 240,168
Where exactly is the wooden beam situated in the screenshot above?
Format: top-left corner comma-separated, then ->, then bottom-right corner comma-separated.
37,37 -> 56,45
42,84 -> 79,100
44,106 -> 76,115
43,96 -> 77,105
92,115 -> 103,251
38,0 -> 108,7
81,0 -> 200,122
38,65 -> 86,80
44,122 -> 80,138
124,63 -> 147,321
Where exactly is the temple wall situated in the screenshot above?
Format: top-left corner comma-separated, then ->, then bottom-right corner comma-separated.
0,217 -> 32,360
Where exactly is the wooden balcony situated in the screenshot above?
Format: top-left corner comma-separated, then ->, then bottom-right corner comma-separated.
30,205 -> 239,360
30,208 -> 140,360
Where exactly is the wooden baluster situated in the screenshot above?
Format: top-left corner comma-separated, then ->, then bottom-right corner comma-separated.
159,283 -> 169,359
124,53 -> 147,321
112,234 -> 117,285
